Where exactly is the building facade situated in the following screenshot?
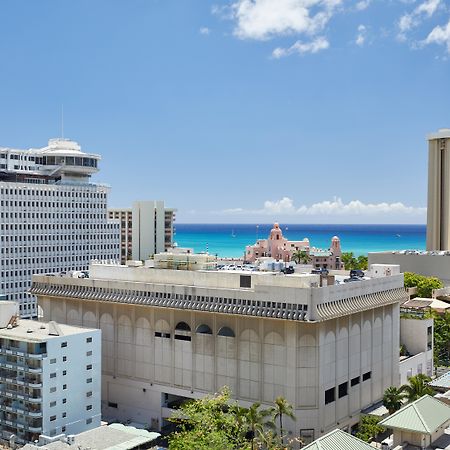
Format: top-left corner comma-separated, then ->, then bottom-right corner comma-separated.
0,302 -> 101,445
0,138 -> 120,318
245,223 -> 343,270
427,128 -> 450,251
31,263 -> 405,441
108,201 -> 176,264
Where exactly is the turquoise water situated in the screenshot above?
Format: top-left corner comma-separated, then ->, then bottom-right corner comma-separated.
174,224 -> 426,258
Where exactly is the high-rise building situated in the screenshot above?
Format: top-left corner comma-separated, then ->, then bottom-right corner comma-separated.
0,301 -> 101,445
108,201 -> 176,264
426,128 -> 450,250
0,138 -> 120,318
31,262 -> 405,441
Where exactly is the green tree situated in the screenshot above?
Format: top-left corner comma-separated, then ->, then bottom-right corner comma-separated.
355,415 -> 385,442
291,250 -> 310,265
269,396 -> 296,447
382,386 -> 406,415
356,255 -> 368,270
242,402 -> 273,450
417,276 -> 444,298
401,373 -> 434,402
404,272 -> 423,289
433,310 -> 450,366
341,252 -> 356,269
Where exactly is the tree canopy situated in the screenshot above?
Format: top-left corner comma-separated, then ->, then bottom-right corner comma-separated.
341,252 -> 368,270
403,272 -> 444,298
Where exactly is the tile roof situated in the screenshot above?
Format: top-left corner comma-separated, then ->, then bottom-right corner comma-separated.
430,371 -> 450,390
302,429 -> 375,450
380,395 -> 450,434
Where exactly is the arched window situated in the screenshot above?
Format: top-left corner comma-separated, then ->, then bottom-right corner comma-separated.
217,326 -> 235,338
196,324 -> 212,334
175,322 -> 191,332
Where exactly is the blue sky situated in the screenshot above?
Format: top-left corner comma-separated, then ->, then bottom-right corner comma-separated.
0,0 -> 449,223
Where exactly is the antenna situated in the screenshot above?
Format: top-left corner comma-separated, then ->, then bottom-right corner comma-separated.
61,104 -> 64,138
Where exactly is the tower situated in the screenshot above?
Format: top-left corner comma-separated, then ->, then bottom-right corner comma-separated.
426,128 -> 450,250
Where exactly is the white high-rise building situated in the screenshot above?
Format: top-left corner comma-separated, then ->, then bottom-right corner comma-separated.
0,301 -> 101,445
0,138 -> 120,318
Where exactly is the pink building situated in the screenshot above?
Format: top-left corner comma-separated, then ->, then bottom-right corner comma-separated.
244,223 -> 343,270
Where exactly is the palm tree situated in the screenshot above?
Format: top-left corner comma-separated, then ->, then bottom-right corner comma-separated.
244,402 -> 273,450
383,386 -> 406,415
291,250 -> 310,265
269,396 -> 296,446
402,373 -> 434,402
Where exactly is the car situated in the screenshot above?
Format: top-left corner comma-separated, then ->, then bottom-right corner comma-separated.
311,268 -> 329,276
344,276 -> 362,283
349,269 -> 364,278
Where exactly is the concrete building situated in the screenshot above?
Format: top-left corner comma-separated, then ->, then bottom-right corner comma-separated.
0,302 -> 101,445
0,138 -> 120,318
30,261 -> 406,442
399,317 -> 433,385
245,223 -> 343,270
427,128 -> 450,251
108,201 -> 176,264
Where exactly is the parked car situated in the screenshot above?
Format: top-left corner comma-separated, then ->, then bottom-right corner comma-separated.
349,269 -> 364,278
344,276 -> 362,283
311,268 -> 329,276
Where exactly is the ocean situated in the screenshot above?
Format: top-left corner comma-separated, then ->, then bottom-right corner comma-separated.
174,224 -> 426,258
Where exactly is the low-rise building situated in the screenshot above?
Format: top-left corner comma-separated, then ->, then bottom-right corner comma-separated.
245,223 -> 343,270
31,261 -> 406,441
0,302 -> 101,445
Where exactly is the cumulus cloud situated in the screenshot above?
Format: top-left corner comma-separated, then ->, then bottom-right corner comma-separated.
423,19 -> 450,52
355,24 -> 367,46
199,27 -> 211,35
355,0 -> 371,11
398,0 -> 442,40
221,197 -> 426,219
272,36 -> 330,57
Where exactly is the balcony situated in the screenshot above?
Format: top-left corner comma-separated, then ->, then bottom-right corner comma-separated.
0,388 -> 42,403
0,348 -> 46,359
0,402 -> 42,417
0,360 -> 42,373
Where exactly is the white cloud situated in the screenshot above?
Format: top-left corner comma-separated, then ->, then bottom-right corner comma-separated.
229,0 -> 343,41
355,0 -> 371,11
423,19 -> 450,52
272,36 -> 330,57
355,24 -> 367,46
199,27 -> 211,35
221,197 -> 426,218
398,0 -> 442,39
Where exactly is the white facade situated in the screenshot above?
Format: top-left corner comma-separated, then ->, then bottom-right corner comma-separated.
108,201 -> 176,264
0,138 -> 120,318
0,316 -> 101,445
31,264 -> 406,441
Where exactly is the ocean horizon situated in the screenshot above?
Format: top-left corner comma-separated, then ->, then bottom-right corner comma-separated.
173,223 -> 427,258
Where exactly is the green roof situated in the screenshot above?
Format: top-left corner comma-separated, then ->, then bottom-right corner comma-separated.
302,429 -> 375,450
380,395 -> 450,434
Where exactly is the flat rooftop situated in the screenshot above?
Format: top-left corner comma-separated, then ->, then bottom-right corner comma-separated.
0,319 -> 97,342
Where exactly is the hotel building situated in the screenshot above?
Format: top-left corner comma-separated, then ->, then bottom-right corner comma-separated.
31,261 -> 406,442
108,201 -> 176,264
0,301 -> 101,445
0,138 -> 120,318
427,128 -> 450,251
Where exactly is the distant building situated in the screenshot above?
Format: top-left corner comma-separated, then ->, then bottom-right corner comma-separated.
108,201 -> 176,264
0,302 -> 101,445
0,138 -> 120,318
245,223 -> 343,270
427,128 -> 450,251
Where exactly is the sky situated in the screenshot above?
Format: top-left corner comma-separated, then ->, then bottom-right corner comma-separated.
0,0 -> 449,224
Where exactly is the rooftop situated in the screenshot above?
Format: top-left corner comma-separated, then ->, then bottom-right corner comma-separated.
380,395 -> 450,435
302,429 -> 375,450
0,319 -> 97,342
430,371 -> 450,391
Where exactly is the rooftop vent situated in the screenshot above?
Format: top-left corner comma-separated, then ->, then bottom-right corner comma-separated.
40,324 -> 46,329
48,321 -> 63,336
27,328 -> 33,333
6,324 -> 12,329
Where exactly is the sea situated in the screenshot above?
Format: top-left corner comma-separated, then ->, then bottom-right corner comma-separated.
174,224 -> 426,259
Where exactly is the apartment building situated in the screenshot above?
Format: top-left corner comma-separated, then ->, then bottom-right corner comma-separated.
0,302 -> 101,445
108,201 -> 176,264
0,138 -> 120,318
31,262 -> 406,443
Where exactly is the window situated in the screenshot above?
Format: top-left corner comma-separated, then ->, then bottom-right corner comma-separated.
86,405 -> 92,411
351,376 -> 360,387
50,415 -> 56,422
50,401 -> 56,407
427,326 -> 433,350
63,384 -> 67,390
61,342 -> 67,348
50,387 -> 57,393
338,382 -> 348,398
299,429 -> 315,445
62,398 -> 67,404
108,401 -> 118,408
155,331 -> 170,338
62,370 -> 66,376
362,371 -> 371,381
63,356 -> 67,362
50,372 -> 56,378
86,364 -> 92,370
62,427 -> 66,432
86,418 -> 92,425
240,275 -> 251,288
50,358 -> 56,364
86,351 -> 92,356
62,412 -> 66,418
86,391 -> 92,398
86,378 -> 92,383
86,337 -> 92,343
325,387 -> 335,404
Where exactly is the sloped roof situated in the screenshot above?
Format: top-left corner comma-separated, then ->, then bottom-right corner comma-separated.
302,429 -> 375,450
380,395 -> 450,434
429,371 -> 450,390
